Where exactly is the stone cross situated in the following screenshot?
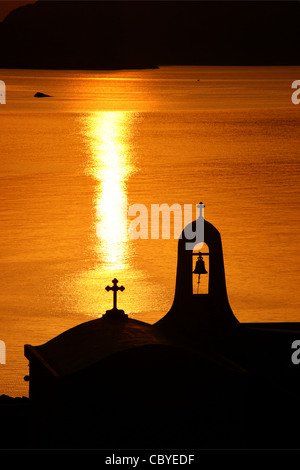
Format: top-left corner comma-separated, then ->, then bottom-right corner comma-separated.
105,278 -> 125,310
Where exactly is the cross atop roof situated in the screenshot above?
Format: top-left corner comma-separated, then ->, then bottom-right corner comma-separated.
104,278 -> 127,320
105,278 -> 125,310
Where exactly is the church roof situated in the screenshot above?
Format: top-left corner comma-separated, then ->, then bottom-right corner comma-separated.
25,312 -> 247,384
24,317 -> 174,378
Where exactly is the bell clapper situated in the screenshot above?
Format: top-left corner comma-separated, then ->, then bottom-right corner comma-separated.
197,273 -> 201,294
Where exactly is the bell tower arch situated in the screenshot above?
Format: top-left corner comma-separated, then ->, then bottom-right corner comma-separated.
192,245 -> 209,295
155,203 -> 239,334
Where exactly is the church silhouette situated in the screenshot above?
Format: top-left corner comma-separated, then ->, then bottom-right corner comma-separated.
24,205 -> 300,448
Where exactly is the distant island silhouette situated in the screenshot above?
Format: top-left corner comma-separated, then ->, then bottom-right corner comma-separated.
0,1 -> 299,70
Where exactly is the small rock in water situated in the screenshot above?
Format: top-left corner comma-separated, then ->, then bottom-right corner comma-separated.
34,92 -> 52,98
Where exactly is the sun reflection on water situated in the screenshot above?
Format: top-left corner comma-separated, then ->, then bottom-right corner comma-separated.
77,111 -> 169,320
87,111 -> 134,271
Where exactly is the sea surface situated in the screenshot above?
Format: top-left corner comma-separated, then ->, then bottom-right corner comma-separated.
0,66 -> 299,396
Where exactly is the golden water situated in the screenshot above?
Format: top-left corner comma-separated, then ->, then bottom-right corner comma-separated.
0,66 -> 299,396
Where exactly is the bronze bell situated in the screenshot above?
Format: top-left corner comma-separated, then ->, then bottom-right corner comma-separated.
193,254 -> 208,275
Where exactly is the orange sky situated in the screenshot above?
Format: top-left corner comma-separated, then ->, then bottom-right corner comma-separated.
0,1 -> 35,21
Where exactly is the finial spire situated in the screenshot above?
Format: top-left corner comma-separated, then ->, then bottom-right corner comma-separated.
197,201 -> 205,219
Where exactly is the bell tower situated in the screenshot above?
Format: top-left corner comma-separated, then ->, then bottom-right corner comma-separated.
155,203 -> 239,335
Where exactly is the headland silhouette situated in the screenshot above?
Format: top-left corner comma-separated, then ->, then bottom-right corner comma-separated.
0,1 -> 299,70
